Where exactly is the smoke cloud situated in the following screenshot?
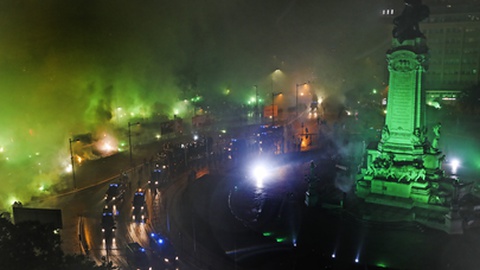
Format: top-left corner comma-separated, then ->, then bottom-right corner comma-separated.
0,0 -> 391,209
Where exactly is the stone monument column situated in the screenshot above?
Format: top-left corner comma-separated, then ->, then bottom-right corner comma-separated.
378,38 -> 428,155
378,0 -> 430,155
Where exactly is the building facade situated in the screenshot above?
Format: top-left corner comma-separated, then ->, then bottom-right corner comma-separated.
381,0 -> 480,95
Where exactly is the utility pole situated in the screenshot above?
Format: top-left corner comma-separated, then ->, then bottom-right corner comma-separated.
69,138 -> 79,189
271,91 -> 282,126
254,85 -> 259,121
128,122 -> 140,167
296,82 -> 308,116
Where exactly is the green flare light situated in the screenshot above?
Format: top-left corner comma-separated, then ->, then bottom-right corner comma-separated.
275,237 -> 287,243
0,1 -> 189,211
376,262 -> 388,268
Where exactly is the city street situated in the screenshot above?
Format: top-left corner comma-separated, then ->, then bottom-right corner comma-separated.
161,149 -> 480,270
24,111 -> 480,270
4,2 -> 480,270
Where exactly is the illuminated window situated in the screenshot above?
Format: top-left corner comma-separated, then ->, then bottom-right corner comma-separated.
381,9 -> 395,16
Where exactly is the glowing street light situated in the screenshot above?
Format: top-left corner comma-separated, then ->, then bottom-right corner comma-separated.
128,122 -> 140,167
296,82 -> 309,116
254,85 -> 259,120
252,164 -> 269,188
450,158 -> 460,174
69,138 -> 80,189
270,69 -> 282,92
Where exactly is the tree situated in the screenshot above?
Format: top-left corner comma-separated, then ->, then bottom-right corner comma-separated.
0,214 -> 110,270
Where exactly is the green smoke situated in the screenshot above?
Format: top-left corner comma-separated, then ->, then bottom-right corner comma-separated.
0,0 -> 196,209
0,0 -> 394,210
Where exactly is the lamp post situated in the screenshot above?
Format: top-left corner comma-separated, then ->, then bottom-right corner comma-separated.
254,85 -> 259,121
69,138 -> 79,189
270,69 -> 281,92
271,91 -> 282,126
296,82 -> 308,116
204,135 -> 209,163
269,69 -> 282,126
128,122 -> 140,167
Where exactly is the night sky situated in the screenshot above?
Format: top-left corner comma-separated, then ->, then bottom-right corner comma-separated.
0,0 -> 396,207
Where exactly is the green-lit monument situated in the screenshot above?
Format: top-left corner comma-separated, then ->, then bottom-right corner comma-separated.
355,0 -> 473,234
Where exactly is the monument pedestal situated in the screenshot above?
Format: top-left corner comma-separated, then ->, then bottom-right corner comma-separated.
444,208 -> 464,234
355,37 -> 445,218
353,1 -> 476,235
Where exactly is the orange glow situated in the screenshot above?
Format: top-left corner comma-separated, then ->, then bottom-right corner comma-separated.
301,138 -> 308,148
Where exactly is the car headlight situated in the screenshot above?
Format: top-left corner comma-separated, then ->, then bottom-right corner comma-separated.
141,206 -> 144,210
102,228 -> 105,232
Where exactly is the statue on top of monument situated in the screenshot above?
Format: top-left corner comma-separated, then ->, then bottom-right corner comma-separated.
392,0 -> 430,43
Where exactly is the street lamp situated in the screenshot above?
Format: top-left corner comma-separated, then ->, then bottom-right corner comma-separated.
254,85 -> 259,121
128,122 -> 140,167
296,82 -> 308,116
271,91 -> 282,126
271,69 -> 281,92
269,69 -> 282,125
69,138 -> 79,189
